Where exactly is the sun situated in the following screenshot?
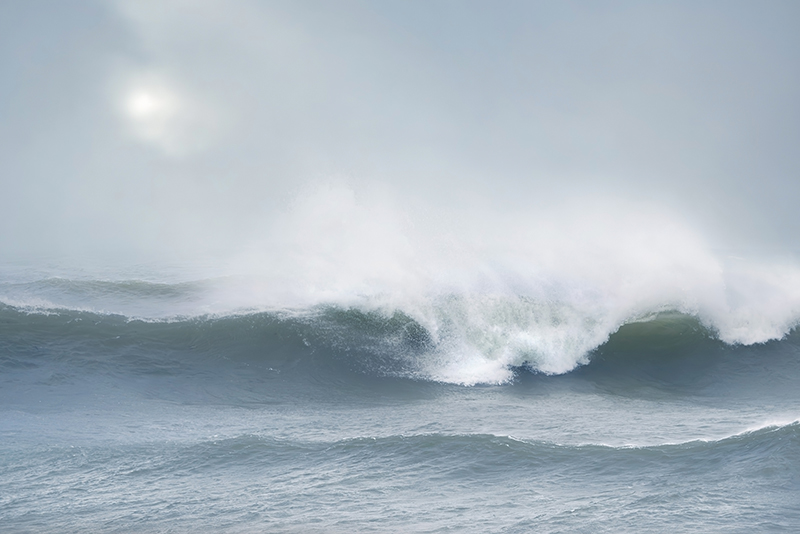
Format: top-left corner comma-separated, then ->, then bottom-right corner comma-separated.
125,89 -> 176,121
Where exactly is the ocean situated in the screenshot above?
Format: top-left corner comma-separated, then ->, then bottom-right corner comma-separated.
1,266 -> 798,533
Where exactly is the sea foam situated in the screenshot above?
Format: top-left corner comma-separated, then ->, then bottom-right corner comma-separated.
3,182 -> 800,385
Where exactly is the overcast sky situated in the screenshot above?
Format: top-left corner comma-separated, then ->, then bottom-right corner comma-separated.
2,0 -> 799,263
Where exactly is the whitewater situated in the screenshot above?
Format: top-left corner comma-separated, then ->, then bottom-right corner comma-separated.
4,184 -> 800,385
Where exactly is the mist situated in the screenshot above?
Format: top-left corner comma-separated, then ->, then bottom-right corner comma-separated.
2,0 -> 799,274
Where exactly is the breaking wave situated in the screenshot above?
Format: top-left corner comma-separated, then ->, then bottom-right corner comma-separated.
2,280 -> 799,386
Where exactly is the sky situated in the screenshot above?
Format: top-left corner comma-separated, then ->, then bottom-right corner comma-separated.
1,0 -> 799,265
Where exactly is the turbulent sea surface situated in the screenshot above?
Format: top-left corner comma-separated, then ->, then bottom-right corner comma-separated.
1,271 -> 799,533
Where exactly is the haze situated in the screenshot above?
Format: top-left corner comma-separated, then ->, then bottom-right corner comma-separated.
1,0 -> 799,266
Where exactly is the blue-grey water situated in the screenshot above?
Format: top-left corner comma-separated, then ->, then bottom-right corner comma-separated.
1,271 -> 799,533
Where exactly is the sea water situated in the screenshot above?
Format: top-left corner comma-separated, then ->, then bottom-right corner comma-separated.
1,248 -> 799,533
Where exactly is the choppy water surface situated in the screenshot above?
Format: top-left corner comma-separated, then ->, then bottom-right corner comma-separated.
1,275 -> 799,533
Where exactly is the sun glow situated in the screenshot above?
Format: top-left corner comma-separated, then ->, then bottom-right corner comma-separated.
117,75 -> 223,156
125,89 -> 176,121
120,82 -> 189,154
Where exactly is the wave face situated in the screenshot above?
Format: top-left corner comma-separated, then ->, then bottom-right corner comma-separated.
2,269 -> 800,385
3,297 -> 799,404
